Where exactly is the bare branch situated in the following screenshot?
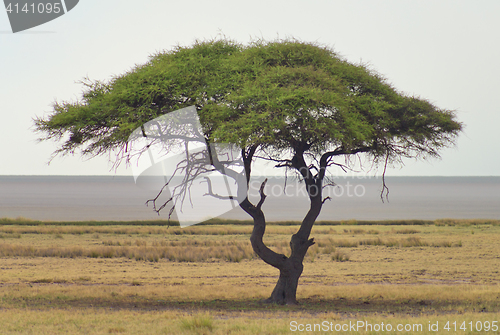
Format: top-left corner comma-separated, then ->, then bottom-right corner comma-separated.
256,178 -> 268,210
326,160 -> 349,173
283,167 -> 289,196
380,151 -> 390,203
202,176 -> 235,200
254,155 -> 293,166
145,183 -> 174,217
322,181 -> 336,189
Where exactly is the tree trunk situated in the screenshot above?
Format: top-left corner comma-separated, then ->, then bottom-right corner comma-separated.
239,174 -> 320,305
240,193 -> 320,304
240,197 -> 306,305
264,232 -> 315,305
267,259 -> 302,305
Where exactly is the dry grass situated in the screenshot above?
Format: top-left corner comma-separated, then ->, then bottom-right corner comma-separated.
180,313 -> 214,332
331,250 -> 350,262
0,242 -> 255,262
0,308 -> 499,335
0,232 -> 462,264
395,228 -> 421,234
0,221 -> 500,334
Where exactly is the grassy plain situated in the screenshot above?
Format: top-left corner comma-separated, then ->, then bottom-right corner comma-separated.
0,219 -> 499,334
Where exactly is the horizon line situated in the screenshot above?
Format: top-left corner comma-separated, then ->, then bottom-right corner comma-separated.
1,174 -> 499,178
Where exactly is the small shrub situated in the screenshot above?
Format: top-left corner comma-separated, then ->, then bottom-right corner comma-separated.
32,278 -> 67,284
316,237 -> 334,247
400,236 -> 428,247
359,238 -> 384,246
77,276 -> 91,282
306,244 -> 319,262
383,237 -> 429,247
101,247 -> 115,258
432,240 -> 462,247
395,229 -> 420,234
385,239 -> 399,247
180,313 -> 214,332
335,240 -> 358,248
321,244 -> 336,255
135,239 -> 147,247
108,327 -> 126,333
332,251 -> 350,262
32,278 -> 53,284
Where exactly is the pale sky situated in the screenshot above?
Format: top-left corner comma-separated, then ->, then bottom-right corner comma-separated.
1,0 -> 499,176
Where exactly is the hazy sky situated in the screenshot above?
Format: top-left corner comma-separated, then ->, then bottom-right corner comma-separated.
1,0 -> 499,176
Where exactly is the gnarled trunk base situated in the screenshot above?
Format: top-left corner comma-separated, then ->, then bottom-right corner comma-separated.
265,257 -> 303,305
261,234 -> 315,305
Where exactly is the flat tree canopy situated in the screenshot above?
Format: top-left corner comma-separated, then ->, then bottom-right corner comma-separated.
35,38 -> 462,304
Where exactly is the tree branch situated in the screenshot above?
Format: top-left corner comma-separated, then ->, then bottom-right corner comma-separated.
256,178 -> 268,210
242,145 -> 258,185
318,145 -> 373,181
380,151 -> 390,203
202,176 -> 235,200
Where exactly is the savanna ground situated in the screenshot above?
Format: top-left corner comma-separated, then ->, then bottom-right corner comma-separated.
0,218 -> 499,334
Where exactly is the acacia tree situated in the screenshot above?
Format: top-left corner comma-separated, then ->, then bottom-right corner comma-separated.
35,39 -> 462,305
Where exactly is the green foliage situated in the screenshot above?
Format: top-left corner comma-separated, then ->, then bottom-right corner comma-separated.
34,38 -> 461,168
